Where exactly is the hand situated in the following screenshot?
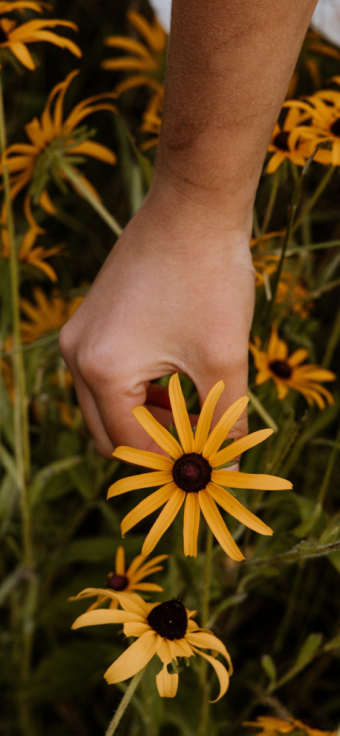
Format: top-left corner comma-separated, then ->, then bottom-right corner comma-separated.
59,184 -> 255,457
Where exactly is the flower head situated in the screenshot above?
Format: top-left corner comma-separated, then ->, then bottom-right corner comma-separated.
70,547 -> 168,612
284,83 -> 340,165
72,590 -> 232,700
1,70 -> 117,225
20,286 -> 83,343
1,225 -> 62,281
267,108 -> 312,173
0,2 -> 81,70
244,715 -> 336,736
250,326 -> 336,408
108,374 -> 292,560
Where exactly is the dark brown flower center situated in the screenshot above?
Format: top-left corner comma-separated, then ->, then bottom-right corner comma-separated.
147,599 -> 187,640
106,573 -> 129,591
0,26 -> 8,44
172,452 -> 211,492
273,131 -> 289,151
269,360 -> 292,379
331,118 -> 340,137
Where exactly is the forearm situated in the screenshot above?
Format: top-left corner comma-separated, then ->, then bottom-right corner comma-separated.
152,0 -> 317,230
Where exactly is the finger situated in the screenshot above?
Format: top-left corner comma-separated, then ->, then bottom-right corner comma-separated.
72,372 -> 115,457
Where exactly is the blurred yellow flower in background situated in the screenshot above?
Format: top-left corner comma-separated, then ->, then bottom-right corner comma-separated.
1,70 -> 117,225
0,1 -> 81,70
140,87 -> 163,151
1,225 -> 62,281
108,374 -> 291,561
72,590 -> 232,700
250,325 -> 336,408
20,286 -> 83,343
267,108 -> 311,173
70,547 -> 168,612
286,83 -> 340,165
244,714 -> 336,736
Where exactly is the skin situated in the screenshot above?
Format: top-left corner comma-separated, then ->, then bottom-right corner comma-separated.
59,0 -> 318,458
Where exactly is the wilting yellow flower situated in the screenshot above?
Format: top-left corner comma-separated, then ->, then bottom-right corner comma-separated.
267,108 -> 311,173
70,547 -> 168,612
244,714 -> 336,736
72,590 -> 232,700
0,1 -> 81,70
1,70 -> 117,224
1,225 -> 62,281
285,84 -> 340,166
250,326 -> 336,408
275,273 -> 312,319
102,10 -> 166,94
20,286 -> 83,343
108,374 -> 291,560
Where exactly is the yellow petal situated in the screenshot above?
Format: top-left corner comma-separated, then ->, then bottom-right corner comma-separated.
288,348 -> 309,366
268,325 -> 288,361
104,35 -> 152,59
156,664 -> 178,698
71,140 -> 116,164
123,622 -> 151,637
207,482 -> 273,536
183,492 -> 200,557
191,646 -> 230,702
132,582 -> 164,592
211,470 -> 292,491
110,591 -> 150,617
126,554 -> 146,577
72,609 -> 144,629
168,373 -> 194,453
198,490 -> 244,561
185,631 -> 232,671
172,638 -> 193,658
132,406 -> 183,459
10,41 -> 35,69
128,553 -> 168,579
275,379 -> 289,400
142,488 -> 186,556
115,546 -> 125,575
194,380 -> 225,453
131,566 -> 165,584
107,470 -> 173,499
157,638 -> 173,665
121,483 -> 175,536
210,428 -> 273,467
104,630 -> 159,684
202,396 -> 249,460
113,446 -> 173,471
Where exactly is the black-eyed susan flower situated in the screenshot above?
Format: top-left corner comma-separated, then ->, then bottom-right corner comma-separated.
249,326 -> 336,408
20,286 -> 83,343
244,714 -> 336,736
108,374 -> 292,561
70,547 -> 167,612
1,225 -> 62,282
1,70 -> 117,223
0,1 -> 81,70
285,85 -> 340,166
140,87 -> 163,151
267,108 -> 311,173
72,590 -> 232,700
102,10 -> 167,95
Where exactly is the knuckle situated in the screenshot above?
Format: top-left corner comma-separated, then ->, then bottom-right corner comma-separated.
59,323 -> 75,362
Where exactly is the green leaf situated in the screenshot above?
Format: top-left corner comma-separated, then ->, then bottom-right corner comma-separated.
323,633 -> 340,652
30,456 -> 81,507
294,633 -> 323,671
261,654 -> 276,683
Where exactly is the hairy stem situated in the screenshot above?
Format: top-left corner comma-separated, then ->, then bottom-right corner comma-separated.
104,670 -> 144,736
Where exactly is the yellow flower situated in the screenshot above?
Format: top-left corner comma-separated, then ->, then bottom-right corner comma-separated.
140,88 -> 163,151
108,374 -> 291,560
1,70 -> 117,224
70,547 -> 168,612
1,225 -> 62,281
275,273 -> 312,319
0,335 -> 14,402
250,326 -> 336,408
102,10 -> 167,94
267,108 -> 311,173
244,714 -> 336,736
285,85 -> 340,166
0,1 -> 81,70
72,590 -> 232,700
20,286 -> 83,343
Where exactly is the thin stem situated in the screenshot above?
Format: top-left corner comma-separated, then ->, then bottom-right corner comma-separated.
318,421 -> 340,505
58,160 -> 123,237
105,670 -> 144,736
292,165 -> 334,234
247,388 -> 278,432
261,169 -> 280,236
0,71 -> 35,736
198,527 -> 213,736
322,304 -> 340,369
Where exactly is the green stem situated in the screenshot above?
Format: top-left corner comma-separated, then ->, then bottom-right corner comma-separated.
104,670 -> 144,736
197,527 -> 213,736
322,304 -> 340,369
318,421 -> 340,505
247,388 -> 278,432
58,160 -> 123,237
292,165 -> 334,234
261,169 -> 280,236
0,72 -> 36,736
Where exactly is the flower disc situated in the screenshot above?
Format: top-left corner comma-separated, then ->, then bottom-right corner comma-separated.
269,360 -> 292,379
147,599 -> 187,640
106,573 -> 129,591
172,453 -> 211,492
